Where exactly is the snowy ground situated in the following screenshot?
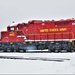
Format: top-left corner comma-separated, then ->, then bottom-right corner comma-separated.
0,52 -> 75,74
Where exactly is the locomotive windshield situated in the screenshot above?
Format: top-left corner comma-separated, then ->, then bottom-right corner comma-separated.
10,27 -> 14,32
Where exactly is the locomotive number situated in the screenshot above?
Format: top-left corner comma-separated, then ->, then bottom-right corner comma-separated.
9,33 -> 14,36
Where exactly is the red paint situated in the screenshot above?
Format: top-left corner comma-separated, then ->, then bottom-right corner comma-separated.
1,19 -> 75,42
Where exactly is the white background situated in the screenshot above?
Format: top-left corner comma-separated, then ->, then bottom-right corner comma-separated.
0,0 -> 75,74
0,53 -> 75,74
0,0 -> 75,31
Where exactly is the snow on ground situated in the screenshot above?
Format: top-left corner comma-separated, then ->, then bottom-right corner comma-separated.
0,53 -> 75,74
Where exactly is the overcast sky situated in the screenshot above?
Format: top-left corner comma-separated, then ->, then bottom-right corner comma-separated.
0,0 -> 75,31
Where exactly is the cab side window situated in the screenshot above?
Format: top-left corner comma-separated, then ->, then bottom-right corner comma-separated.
10,27 -> 14,32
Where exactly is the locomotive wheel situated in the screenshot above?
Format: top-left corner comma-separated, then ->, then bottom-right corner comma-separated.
16,49 -> 19,52
3,47 -> 7,52
67,49 -> 71,52
10,47 -> 14,52
3,49 -> 7,52
7,49 -> 10,52
55,50 -> 58,53
23,50 -> 26,52
18,49 -> 26,53
60,50 -> 64,53
71,50 -> 74,52
19,50 -> 24,53
67,50 -> 71,52
64,50 -> 67,53
10,49 -> 14,52
48,49 -> 51,52
0,48 -> 3,52
51,49 -> 55,52
37,45 -> 44,50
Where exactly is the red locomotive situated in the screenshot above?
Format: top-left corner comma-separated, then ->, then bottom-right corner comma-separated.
0,18 -> 75,52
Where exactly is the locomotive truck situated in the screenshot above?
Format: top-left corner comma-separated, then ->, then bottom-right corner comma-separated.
0,18 -> 75,52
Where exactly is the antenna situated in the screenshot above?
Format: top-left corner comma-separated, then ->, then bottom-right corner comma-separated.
12,21 -> 15,23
